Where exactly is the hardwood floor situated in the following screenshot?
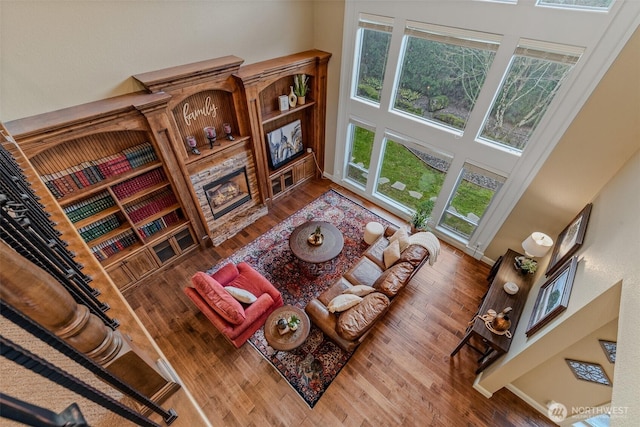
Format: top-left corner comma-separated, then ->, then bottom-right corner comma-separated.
125,179 -> 555,427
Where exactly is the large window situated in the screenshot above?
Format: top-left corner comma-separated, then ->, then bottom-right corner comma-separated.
345,123 -> 375,188
537,0 -> 614,11
393,23 -> 499,132
375,139 -> 452,213
354,14 -> 393,104
439,163 -> 506,240
479,41 -> 582,151
337,0 -> 634,252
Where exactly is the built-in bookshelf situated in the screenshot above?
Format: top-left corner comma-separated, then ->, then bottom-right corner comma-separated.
236,50 -> 331,201
8,92 -> 199,292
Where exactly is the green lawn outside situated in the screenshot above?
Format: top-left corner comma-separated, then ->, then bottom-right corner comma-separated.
350,130 -> 496,239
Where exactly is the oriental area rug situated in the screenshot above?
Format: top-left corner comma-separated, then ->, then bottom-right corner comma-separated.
207,190 -> 394,408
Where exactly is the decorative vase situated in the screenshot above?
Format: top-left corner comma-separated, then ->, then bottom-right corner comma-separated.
297,95 -> 306,105
308,233 -> 323,246
288,86 -> 297,108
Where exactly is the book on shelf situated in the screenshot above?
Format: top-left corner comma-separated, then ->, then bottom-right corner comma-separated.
42,142 -> 160,200
64,192 -> 116,223
90,229 -> 138,261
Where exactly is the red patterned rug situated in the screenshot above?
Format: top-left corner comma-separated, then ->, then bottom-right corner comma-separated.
207,190 -> 395,407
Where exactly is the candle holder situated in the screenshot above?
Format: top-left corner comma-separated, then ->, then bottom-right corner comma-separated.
204,126 -> 217,148
186,135 -> 200,155
223,123 -> 234,141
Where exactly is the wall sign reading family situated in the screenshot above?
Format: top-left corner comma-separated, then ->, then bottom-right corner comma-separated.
183,96 -> 219,126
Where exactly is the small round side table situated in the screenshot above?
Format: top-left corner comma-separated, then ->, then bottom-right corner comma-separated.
264,305 -> 310,354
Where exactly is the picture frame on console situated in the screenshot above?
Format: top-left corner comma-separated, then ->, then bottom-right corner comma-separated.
526,256 -> 578,337
266,119 -> 304,169
545,203 -> 592,276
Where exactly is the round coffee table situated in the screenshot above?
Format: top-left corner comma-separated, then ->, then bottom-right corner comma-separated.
289,221 -> 344,274
264,305 -> 310,353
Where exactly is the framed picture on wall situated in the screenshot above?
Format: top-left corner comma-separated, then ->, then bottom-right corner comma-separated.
526,256 -> 578,337
546,203 -> 592,276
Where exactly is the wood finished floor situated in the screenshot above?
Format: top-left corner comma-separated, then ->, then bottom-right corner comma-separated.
125,179 -> 555,427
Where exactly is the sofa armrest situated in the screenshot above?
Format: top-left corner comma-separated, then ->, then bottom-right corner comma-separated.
226,293 -> 275,340
305,298 -> 360,353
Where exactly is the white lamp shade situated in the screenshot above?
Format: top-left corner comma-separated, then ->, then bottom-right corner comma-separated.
522,232 -> 553,258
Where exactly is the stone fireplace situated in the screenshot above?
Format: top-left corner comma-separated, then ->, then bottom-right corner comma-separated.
203,167 -> 251,220
190,149 -> 267,246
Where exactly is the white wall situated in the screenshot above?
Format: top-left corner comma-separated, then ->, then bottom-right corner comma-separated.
0,1 -> 315,121
476,149 -> 640,425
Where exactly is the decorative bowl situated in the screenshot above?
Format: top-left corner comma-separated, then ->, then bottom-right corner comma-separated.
503,281 -> 519,295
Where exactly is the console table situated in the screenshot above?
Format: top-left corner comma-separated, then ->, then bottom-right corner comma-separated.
450,249 -> 535,373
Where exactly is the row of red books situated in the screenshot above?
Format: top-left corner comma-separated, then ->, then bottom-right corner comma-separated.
90,229 -> 138,261
112,168 -> 166,200
125,191 -> 178,224
42,143 -> 157,199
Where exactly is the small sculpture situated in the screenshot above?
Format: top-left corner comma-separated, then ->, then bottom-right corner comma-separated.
308,225 -> 323,246
277,318 -> 290,335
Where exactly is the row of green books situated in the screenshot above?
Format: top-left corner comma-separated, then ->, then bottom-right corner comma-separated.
78,214 -> 121,242
64,191 -> 115,223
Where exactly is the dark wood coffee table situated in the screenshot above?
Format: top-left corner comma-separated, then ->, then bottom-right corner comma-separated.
289,221 -> 344,275
264,305 -> 310,353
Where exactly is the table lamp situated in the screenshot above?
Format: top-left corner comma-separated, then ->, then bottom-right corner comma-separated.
522,232 -> 553,258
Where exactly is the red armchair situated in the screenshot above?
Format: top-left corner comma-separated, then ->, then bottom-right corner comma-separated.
184,262 -> 283,348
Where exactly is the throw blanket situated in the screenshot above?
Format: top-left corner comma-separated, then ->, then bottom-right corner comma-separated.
409,231 -> 441,266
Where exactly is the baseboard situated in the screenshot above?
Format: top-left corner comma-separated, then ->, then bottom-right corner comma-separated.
472,374 -> 493,398
505,383 -> 552,421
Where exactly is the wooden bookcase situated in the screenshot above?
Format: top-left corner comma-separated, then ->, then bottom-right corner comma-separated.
6,92 -> 198,293
236,50 -> 331,201
5,50 -> 331,291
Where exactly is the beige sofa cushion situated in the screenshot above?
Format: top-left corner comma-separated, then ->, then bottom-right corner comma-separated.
328,294 -> 363,313
372,262 -> 414,297
336,292 -> 390,341
344,256 -> 384,288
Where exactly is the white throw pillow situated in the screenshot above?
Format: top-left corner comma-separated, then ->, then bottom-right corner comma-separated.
224,286 -> 257,304
383,239 -> 401,268
343,285 -> 376,297
327,294 -> 362,313
389,228 -> 410,252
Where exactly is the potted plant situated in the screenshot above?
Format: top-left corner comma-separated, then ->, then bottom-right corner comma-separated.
515,256 -> 538,274
410,199 -> 434,233
288,314 -> 301,331
293,74 -> 309,105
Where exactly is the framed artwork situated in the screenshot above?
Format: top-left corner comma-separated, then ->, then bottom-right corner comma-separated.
526,256 -> 578,337
599,340 -> 616,363
266,119 -> 304,169
565,359 -> 612,386
546,203 -> 592,275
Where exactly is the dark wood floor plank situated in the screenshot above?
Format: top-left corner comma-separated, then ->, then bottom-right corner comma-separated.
125,180 -> 554,426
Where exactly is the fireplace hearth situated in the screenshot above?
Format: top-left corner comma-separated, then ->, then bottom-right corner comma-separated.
203,167 -> 251,220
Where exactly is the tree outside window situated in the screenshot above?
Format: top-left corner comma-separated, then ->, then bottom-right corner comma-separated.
479,43 -> 581,151
354,15 -> 393,104
393,24 -> 499,132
